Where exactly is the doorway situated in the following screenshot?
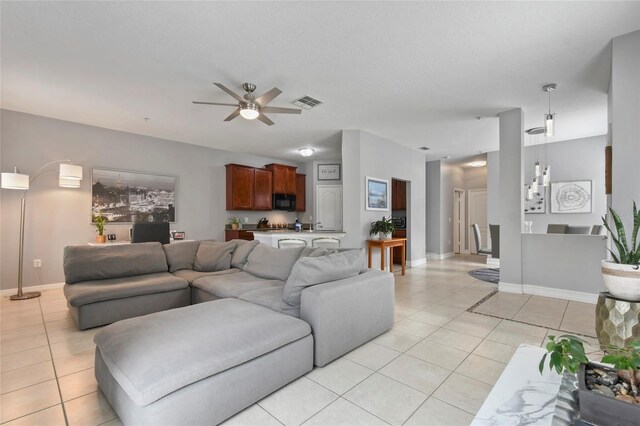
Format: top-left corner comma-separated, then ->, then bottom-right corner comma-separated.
468,189 -> 488,253
453,188 -> 465,254
315,185 -> 342,231
391,178 -> 409,265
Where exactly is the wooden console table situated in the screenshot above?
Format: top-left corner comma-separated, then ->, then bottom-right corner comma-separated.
367,238 -> 407,275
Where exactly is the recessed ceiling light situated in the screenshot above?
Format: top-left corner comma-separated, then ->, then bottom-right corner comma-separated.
469,161 -> 487,168
299,148 -> 314,157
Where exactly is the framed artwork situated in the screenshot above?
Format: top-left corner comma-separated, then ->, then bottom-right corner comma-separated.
92,168 -> 176,223
366,176 -> 389,211
550,180 -> 592,214
524,187 -> 546,214
318,164 -> 341,181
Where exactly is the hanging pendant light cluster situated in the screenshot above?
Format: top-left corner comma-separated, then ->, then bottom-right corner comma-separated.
524,83 -> 557,201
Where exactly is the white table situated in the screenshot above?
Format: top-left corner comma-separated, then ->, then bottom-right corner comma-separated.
472,345 -> 563,426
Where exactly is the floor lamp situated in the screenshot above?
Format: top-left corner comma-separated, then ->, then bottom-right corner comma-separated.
1,160 -> 83,300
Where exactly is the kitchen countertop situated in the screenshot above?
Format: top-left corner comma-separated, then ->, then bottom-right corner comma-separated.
251,230 -> 345,237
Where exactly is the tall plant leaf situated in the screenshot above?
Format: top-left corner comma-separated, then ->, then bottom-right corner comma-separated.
632,201 -> 639,254
609,206 -> 629,254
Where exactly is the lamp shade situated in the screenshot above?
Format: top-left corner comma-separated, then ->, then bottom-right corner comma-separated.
59,177 -> 81,188
1,172 -> 29,190
59,164 -> 83,180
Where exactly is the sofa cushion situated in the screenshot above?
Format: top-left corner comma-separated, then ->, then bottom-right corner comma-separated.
94,298 -> 311,406
282,249 -> 365,309
230,239 -> 260,269
239,286 -> 299,318
64,272 -> 188,307
300,247 -> 329,258
162,241 -> 201,272
243,244 -> 305,281
194,241 -> 237,272
64,243 -> 168,284
192,271 -> 283,299
171,268 -> 240,284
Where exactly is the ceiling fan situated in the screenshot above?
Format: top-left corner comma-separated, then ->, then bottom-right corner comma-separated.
193,83 -> 301,126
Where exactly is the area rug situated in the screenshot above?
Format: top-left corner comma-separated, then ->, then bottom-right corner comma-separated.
468,268 -> 500,283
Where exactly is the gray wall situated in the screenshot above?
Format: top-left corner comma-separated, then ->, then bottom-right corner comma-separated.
499,108 -> 524,285
439,162 -> 464,254
487,151 -> 500,228
524,135 -> 607,234
610,30 -> 640,234
342,130 -> 426,265
0,110 -> 303,289
425,160 -> 441,253
522,234 -> 607,294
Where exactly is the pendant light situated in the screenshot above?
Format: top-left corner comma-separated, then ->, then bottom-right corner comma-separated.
543,83 -> 557,137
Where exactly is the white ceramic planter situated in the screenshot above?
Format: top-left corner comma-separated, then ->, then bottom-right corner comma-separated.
601,260 -> 640,302
379,232 -> 392,240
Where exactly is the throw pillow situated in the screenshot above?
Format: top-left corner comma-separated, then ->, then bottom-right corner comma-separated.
299,247 -> 328,258
194,241 -> 237,272
282,248 -> 365,309
162,241 -> 201,272
243,244 -> 305,281
230,239 -> 259,269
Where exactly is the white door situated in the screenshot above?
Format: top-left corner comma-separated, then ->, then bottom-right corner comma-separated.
316,186 -> 343,231
468,189 -> 488,253
453,189 -> 465,254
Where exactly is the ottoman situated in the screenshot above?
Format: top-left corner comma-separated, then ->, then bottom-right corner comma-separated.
94,298 -> 313,425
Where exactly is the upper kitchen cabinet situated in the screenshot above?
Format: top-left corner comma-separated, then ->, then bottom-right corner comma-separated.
265,163 -> 297,195
392,179 -> 407,210
295,173 -> 306,212
225,164 -> 272,210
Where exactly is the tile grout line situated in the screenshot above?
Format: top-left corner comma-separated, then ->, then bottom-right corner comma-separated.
37,296 -> 70,426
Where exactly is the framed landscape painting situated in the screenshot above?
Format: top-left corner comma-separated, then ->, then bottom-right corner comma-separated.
550,180 -> 592,214
366,176 -> 389,211
92,168 -> 176,223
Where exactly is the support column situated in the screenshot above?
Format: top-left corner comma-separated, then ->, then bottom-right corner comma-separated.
498,108 -> 524,290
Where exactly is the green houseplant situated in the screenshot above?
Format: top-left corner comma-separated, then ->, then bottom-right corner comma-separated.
370,217 -> 395,240
229,216 -> 242,230
93,213 -> 108,244
601,201 -> 640,301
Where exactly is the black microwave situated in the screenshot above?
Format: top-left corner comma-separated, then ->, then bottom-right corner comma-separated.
273,194 -> 296,211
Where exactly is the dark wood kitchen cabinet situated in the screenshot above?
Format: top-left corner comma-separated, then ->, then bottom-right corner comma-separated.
392,229 -> 407,264
226,164 -> 272,210
392,179 -> 407,210
265,163 -> 297,195
295,173 -> 306,212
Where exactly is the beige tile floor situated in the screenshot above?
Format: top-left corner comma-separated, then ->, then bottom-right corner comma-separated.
0,255 -> 599,426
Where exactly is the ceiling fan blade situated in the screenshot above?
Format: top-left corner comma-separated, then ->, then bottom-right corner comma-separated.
192,101 -> 238,107
255,87 -> 282,107
213,83 -> 244,102
257,113 -> 275,126
224,108 -> 241,122
261,106 -> 302,115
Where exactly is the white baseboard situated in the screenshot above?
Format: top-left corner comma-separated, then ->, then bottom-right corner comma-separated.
522,284 -> 598,304
498,281 -> 597,304
486,257 -> 500,268
1,282 -> 64,297
498,281 -> 524,294
407,258 -> 427,268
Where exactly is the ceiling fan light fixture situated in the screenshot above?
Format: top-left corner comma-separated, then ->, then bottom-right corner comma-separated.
298,148 -> 314,157
239,104 -> 260,120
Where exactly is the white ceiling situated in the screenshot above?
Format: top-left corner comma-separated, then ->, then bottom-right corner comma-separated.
2,2 -> 638,161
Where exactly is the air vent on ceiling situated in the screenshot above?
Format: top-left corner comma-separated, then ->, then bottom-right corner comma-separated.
293,96 -> 323,110
419,147 -> 430,151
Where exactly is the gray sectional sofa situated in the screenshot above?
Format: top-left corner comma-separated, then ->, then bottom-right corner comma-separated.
62,239 -> 394,425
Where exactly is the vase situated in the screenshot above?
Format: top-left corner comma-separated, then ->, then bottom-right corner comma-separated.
379,232 -> 392,240
595,292 -> 640,349
601,260 -> 640,301
231,223 -> 239,230
96,235 -> 106,244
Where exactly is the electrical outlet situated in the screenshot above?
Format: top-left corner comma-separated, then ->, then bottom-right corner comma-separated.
33,259 -> 42,268
244,217 -> 249,223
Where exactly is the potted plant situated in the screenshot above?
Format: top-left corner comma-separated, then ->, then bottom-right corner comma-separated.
93,213 -> 108,243
601,201 -> 640,301
370,217 -> 395,240
539,335 -> 640,424
229,216 -> 241,230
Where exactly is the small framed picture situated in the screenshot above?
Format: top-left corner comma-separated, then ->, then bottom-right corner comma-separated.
550,180 -> 592,213
172,231 -> 186,240
318,164 -> 341,181
366,177 -> 389,211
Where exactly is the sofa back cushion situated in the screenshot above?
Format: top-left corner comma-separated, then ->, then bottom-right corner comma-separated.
300,247 -> 329,258
243,244 -> 305,281
162,241 -> 201,272
282,249 -> 365,309
194,241 -> 237,272
230,239 -> 260,269
64,242 -> 168,284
